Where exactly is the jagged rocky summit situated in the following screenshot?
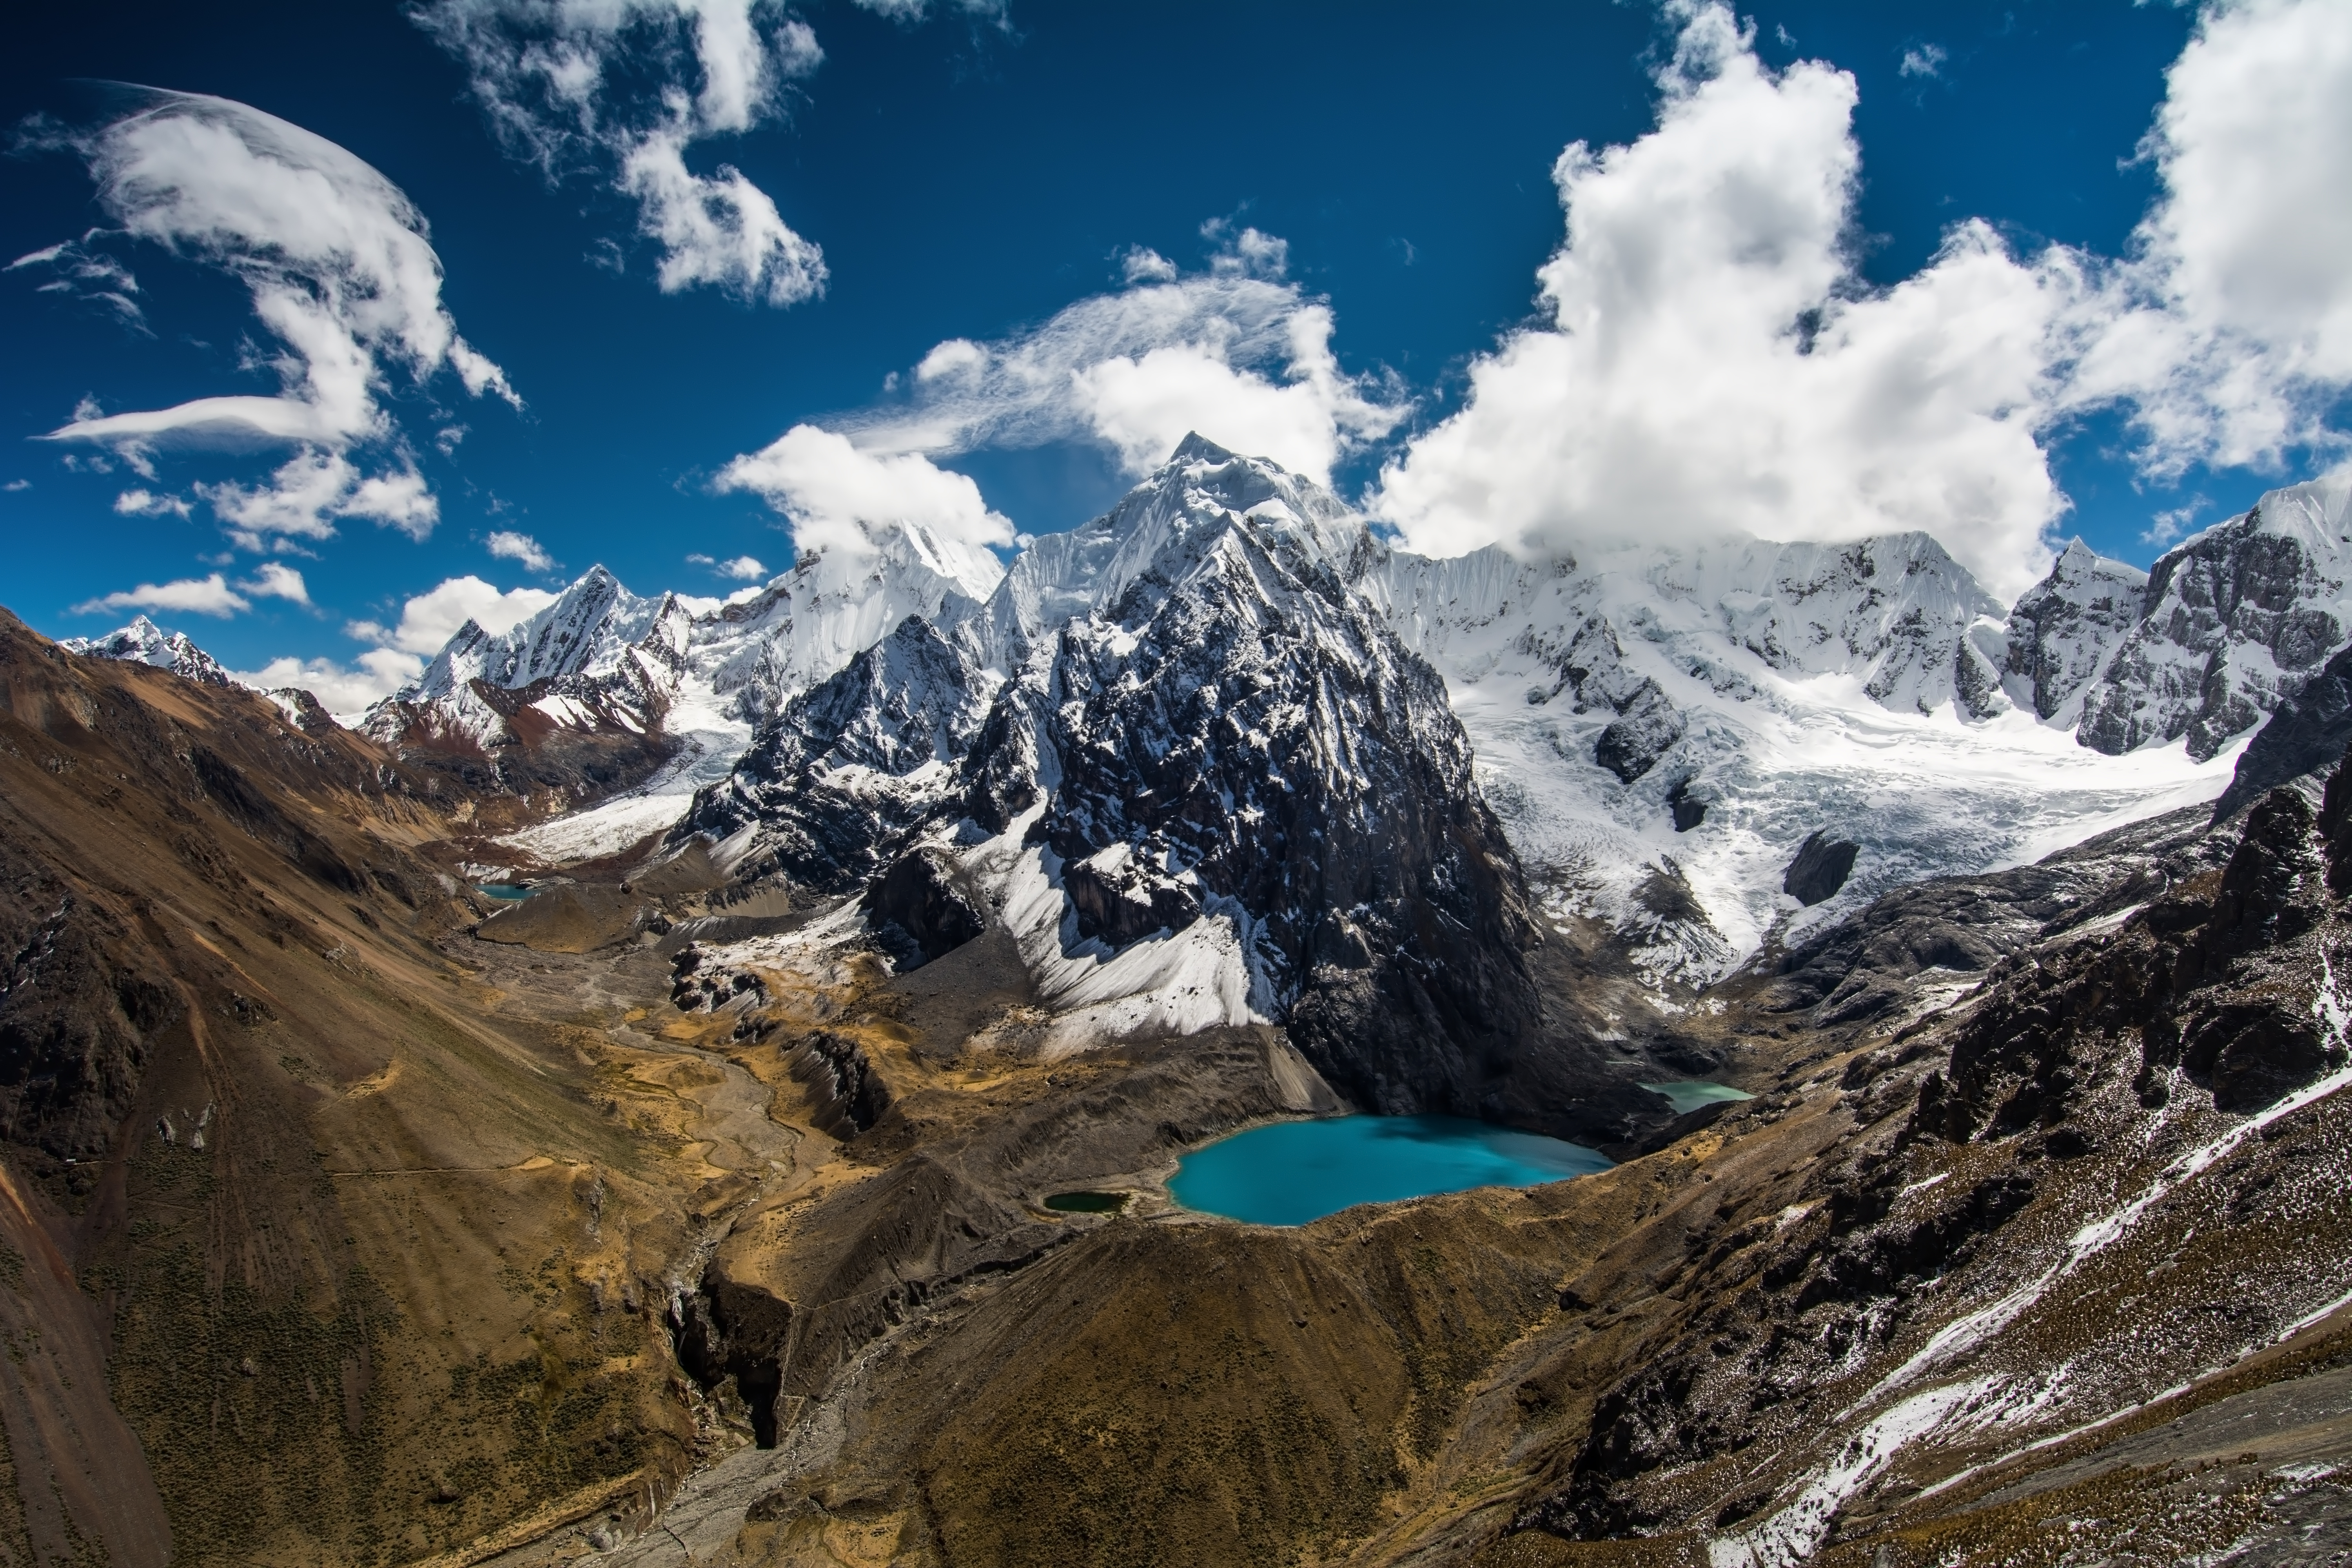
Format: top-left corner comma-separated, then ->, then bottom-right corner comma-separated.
670,434 -> 1543,1120
61,614 -> 232,688
94,444 -> 2352,1007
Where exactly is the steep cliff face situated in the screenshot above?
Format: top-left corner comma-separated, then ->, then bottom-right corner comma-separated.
675,615 -> 999,893
1999,538 -> 2149,724
2078,473 -> 2352,760
664,438 -> 1547,1121
1025,500 -> 1539,1115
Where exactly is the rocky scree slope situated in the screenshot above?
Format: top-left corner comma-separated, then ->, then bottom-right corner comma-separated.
1439,767 -> 2352,1563
0,609 -> 746,1567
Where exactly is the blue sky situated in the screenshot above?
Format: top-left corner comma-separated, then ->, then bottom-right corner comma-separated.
5,0 -> 2348,705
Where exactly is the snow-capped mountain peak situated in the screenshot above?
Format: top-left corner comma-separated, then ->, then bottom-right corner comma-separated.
2077,472 -> 2352,760
61,615 -> 232,688
980,433 -> 1364,669
385,446 -> 2347,1016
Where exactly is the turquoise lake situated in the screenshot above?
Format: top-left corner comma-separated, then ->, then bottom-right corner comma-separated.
475,884 -> 533,903
1168,1115 -> 1612,1227
1640,1081 -> 1755,1115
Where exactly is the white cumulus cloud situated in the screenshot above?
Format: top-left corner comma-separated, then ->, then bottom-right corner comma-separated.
74,572 -> 250,617
233,648 -> 425,717
1372,2 -> 2077,600
485,529 -> 555,570
347,573 -> 561,655
414,0 -> 829,307
717,423 -> 1013,584
1374,0 -> 2352,598
2065,0 -> 2352,475
688,551 -> 768,580
113,487 -> 191,517
199,450 -> 439,549
241,561 -> 312,604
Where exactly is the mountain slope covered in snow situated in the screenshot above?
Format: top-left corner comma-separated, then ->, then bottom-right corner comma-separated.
340,443 -> 2352,1013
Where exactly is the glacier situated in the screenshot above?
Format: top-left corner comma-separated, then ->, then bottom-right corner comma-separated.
185,442 -> 2348,1002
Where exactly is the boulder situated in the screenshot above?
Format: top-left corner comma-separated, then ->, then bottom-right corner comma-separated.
1593,680 -> 1685,784
1783,831 -> 1859,906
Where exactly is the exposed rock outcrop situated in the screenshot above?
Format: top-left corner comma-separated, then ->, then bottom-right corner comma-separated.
2080,476 -> 2352,760
1781,830 -> 1858,906
2215,639 -> 2352,821
862,847 -> 986,970
2000,539 -> 2148,724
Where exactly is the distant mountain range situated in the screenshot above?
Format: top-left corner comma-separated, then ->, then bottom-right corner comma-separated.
75,445 -> 2352,999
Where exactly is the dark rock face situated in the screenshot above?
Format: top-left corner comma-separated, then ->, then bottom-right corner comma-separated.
0,872 -> 181,1161
1782,831 -> 1858,906
2214,641 -> 2352,821
861,848 -> 985,970
1666,777 -> 1706,832
271,687 -> 342,735
1031,514 -> 1541,1118
2080,506 -> 2346,760
1593,680 -> 1686,784
786,1031 -> 893,1140
1060,851 -> 1201,949
1905,779 -> 2343,1142
675,617 -> 992,893
2001,539 -> 2147,720
1761,806 -> 2204,1029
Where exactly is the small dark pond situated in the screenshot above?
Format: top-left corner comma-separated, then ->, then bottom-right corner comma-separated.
1045,1191 -> 1129,1213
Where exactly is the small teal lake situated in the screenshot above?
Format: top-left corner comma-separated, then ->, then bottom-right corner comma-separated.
1169,1115 -> 1612,1227
1640,1081 -> 1754,1115
475,884 -> 533,903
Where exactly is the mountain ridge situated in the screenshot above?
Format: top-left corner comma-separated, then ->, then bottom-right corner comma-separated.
74,448 -> 2352,1004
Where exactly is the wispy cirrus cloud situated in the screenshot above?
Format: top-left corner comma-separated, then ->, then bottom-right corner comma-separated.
5,231 -> 146,330
20,90 -> 516,545
412,0 -> 831,307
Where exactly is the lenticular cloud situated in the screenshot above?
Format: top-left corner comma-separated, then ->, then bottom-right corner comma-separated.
27,89 -> 517,544
842,232 -> 1404,486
